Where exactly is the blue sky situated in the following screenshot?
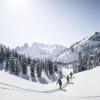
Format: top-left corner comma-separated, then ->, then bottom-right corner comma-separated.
0,0 -> 100,48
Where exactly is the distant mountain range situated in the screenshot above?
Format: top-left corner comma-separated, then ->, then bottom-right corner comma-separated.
15,43 -> 66,60
16,32 -> 100,63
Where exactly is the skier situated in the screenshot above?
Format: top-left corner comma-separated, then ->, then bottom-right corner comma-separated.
70,72 -> 73,79
66,75 -> 70,84
56,78 -> 62,90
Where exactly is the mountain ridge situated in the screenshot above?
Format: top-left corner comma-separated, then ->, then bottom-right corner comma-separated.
57,32 -> 100,63
15,32 -> 100,63
15,43 -> 66,60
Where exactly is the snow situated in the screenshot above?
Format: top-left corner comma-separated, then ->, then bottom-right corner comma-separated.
16,43 -> 66,60
57,32 -> 100,63
15,32 -> 100,63
0,66 -> 100,100
57,48 -> 78,63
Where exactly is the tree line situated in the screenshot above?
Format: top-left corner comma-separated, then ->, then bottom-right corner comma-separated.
78,44 -> 100,72
0,44 -> 58,78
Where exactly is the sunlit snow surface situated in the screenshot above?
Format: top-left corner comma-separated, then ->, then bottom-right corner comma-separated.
0,66 -> 100,100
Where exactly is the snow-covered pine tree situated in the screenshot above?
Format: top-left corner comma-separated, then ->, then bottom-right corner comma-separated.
36,64 -> 42,77
5,59 -> 9,71
30,60 -> 35,77
9,57 -> 15,73
54,62 -> 58,72
78,51 -> 84,72
21,56 -> 27,75
48,61 -> 54,75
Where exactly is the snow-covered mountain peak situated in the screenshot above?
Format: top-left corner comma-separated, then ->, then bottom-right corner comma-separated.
23,43 -> 29,48
16,43 -> 29,51
15,32 -> 100,62
71,32 -> 100,48
57,32 -> 100,63
16,43 -> 66,59
31,42 -> 47,48
88,32 -> 100,41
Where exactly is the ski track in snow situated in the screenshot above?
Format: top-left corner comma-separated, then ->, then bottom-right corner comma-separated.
1,66 -> 100,100
0,80 -> 69,93
0,81 -> 100,99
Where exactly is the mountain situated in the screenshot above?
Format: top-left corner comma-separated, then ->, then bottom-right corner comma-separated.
0,65 -> 100,100
57,32 -> 100,63
15,43 -> 66,60
15,32 -> 100,63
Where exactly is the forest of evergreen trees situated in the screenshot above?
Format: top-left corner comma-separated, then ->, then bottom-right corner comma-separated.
78,44 -> 100,72
67,44 -> 100,73
0,44 -> 59,78
0,43 -> 100,79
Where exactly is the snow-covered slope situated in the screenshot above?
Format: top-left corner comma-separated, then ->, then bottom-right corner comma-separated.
0,66 -> 100,100
16,43 -> 66,60
57,32 -> 100,63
